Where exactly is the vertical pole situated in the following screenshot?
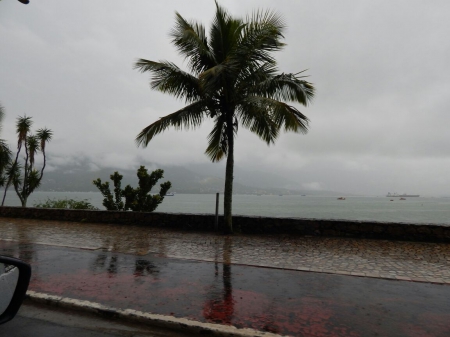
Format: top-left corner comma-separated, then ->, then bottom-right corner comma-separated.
215,192 -> 219,231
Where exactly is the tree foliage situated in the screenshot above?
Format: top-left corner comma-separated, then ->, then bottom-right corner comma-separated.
134,2 -> 314,233
93,166 -> 171,212
0,104 -> 12,189
34,198 -> 98,210
93,172 -> 125,211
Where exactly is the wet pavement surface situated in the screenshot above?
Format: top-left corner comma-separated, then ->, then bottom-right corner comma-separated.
1,240 -> 450,336
1,218 -> 450,336
1,217 -> 450,284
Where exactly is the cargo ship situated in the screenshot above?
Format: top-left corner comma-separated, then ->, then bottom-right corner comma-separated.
386,192 -> 420,197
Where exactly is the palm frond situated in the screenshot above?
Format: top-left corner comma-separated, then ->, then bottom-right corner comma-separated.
0,139 -> 11,157
170,12 -> 215,74
252,71 -> 315,105
26,169 -> 41,193
16,116 -> 32,147
0,139 -> 11,176
26,135 -> 40,167
134,59 -> 201,103
199,64 -> 227,96
7,161 -> 22,187
237,98 -> 279,144
0,103 -> 4,133
246,9 -> 286,40
229,9 -> 286,74
136,100 -> 208,147
205,114 -> 227,162
240,95 -> 309,136
209,2 -> 245,64
36,127 -> 53,151
234,62 -> 278,95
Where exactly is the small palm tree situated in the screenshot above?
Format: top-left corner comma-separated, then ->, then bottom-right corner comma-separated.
1,115 -> 32,206
1,115 -> 53,207
36,127 -> 53,178
135,2 -> 314,233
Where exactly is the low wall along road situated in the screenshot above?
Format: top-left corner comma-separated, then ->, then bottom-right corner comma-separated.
0,207 -> 450,242
1,206 -> 449,243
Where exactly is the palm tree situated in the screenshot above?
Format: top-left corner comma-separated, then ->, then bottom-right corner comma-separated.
1,115 -> 32,206
1,115 -> 52,207
0,104 -> 12,190
134,2 -> 314,233
36,127 -> 53,179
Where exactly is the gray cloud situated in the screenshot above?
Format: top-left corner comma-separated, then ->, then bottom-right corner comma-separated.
1,0 -> 450,196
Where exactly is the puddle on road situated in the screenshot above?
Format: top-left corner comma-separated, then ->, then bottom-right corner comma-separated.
1,241 -> 450,336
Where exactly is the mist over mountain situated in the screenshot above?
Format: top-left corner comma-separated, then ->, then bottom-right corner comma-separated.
39,160 -> 344,196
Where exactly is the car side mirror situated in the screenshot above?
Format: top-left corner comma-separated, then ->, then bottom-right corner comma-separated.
0,256 -> 31,325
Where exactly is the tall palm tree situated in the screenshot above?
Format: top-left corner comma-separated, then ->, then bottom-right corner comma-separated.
135,2 -> 314,233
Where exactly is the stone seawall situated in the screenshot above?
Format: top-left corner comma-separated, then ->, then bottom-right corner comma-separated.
1,206 -> 449,243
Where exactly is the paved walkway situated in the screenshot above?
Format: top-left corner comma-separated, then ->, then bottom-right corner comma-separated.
1,217 -> 449,284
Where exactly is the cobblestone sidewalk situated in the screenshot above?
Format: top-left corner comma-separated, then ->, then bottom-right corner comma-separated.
1,217 -> 449,284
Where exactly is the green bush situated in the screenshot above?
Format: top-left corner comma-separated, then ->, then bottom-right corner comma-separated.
93,166 -> 171,212
34,198 -> 98,210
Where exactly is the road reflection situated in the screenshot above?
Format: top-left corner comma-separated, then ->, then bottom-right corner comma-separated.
90,236 -> 162,280
134,259 -> 160,277
203,237 -> 235,325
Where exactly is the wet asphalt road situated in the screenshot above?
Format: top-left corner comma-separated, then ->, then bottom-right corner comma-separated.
1,240 -> 450,336
3,301 -> 193,337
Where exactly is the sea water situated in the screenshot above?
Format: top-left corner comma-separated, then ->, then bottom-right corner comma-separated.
2,191 -> 450,225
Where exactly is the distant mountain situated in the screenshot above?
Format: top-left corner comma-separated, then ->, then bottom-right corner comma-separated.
186,162 -> 311,190
38,161 -> 343,195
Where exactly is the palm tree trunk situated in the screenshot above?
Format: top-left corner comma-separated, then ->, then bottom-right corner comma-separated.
39,148 -> 46,181
1,181 -> 10,206
13,181 -> 24,207
22,138 -> 30,204
223,121 -> 234,234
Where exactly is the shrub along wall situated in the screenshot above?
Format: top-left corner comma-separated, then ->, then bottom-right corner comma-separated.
0,206 -> 449,243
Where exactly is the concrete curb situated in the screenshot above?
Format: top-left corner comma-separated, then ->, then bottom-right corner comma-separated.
26,290 -> 285,337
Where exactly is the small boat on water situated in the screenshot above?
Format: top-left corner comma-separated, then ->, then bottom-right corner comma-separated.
337,197 -> 346,200
165,192 -> 175,196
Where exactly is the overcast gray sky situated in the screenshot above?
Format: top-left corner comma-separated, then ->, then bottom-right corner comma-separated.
1,0 -> 450,196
